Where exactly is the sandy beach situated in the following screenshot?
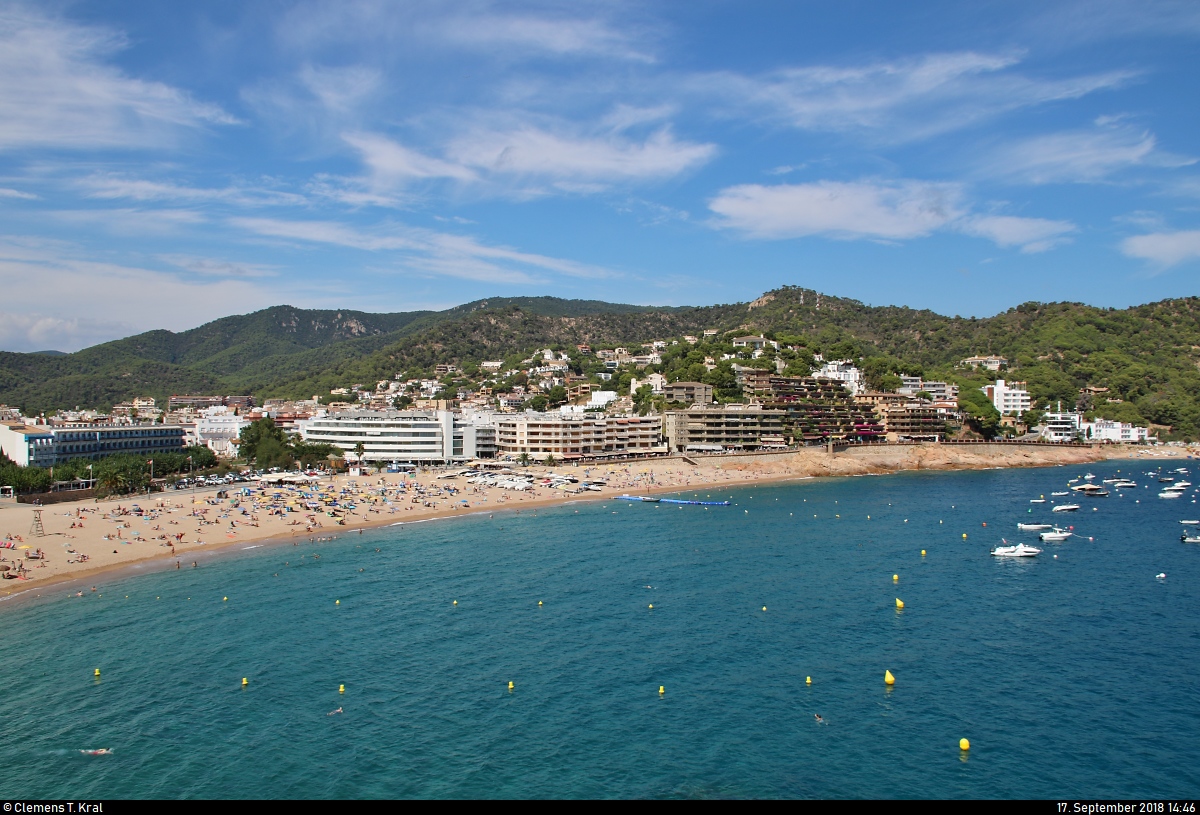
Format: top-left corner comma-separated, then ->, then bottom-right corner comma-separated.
0,442 -> 1185,603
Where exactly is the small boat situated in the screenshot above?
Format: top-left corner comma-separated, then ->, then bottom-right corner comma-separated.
1071,483 -> 1108,496
1159,490 -> 1183,499
1174,481 -> 1192,488
1159,477 -> 1175,483
992,542 -> 1042,557
1040,527 -> 1074,542
1084,473 -> 1096,481
1017,523 -> 1052,531
1180,520 -> 1200,525
1182,534 -> 1200,544
1051,491 -> 1070,496
1052,504 -> 1081,512
1030,498 -> 1046,504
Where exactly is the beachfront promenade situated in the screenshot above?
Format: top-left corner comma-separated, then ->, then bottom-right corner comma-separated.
0,442 -> 1175,602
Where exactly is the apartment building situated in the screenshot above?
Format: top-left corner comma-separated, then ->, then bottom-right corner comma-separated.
983,380 -> 1032,416
662,381 -> 714,405
494,414 -> 664,459
662,405 -> 785,452
0,422 -> 186,467
299,410 -> 495,463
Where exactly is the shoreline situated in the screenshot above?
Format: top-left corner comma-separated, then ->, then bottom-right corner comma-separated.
0,443 -> 1182,608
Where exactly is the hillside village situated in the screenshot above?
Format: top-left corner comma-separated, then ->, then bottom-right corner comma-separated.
0,324 -> 1155,491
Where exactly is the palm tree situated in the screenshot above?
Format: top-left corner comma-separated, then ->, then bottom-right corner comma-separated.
544,454 -> 558,468
517,452 -> 532,468
354,441 -> 365,464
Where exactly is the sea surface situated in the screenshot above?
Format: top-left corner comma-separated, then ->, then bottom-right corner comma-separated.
1,460 -> 1198,799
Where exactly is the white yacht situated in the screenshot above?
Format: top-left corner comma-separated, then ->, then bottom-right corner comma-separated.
1051,491 -> 1070,496
1039,527 -> 1074,542
1017,522 -> 1052,531
992,542 -> 1042,557
1181,534 -> 1200,544
1159,489 -> 1184,499
1179,520 -> 1199,526
1052,503 -> 1081,512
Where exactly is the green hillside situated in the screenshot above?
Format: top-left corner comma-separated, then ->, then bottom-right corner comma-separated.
1,288 -> 1198,438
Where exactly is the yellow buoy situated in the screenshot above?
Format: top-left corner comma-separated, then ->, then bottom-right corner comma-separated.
508,681 -> 514,690
335,599 -> 340,605
242,677 -> 248,686
805,676 -> 812,685
962,533 -> 967,539
893,574 -> 898,582
94,668 -> 100,677
648,604 -> 653,609
921,549 -> 926,556
339,684 -> 345,694
959,738 -> 970,751
223,596 -> 227,602
762,606 -> 767,611
884,670 -> 895,685
538,600 -> 543,606
659,686 -> 665,694
453,600 -> 457,605
895,598 -> 904,609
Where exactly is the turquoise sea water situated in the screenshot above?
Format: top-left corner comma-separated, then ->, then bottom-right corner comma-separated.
1,461 -> 1198,799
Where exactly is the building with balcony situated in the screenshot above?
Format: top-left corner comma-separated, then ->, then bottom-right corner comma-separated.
662,405 -> 785,452
494,414 -> 663,459
662,381 -> 714,405
0,422 -> 186,467
983,380 -> 1032,416
299,410 -> 494,463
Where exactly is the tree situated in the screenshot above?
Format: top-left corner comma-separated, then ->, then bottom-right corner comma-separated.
958,388 -> 1001,439
354,441 -> 366,463
632,384 -> 654,416
544,454 -> 558,467
238,418 -> 287,462
517,452 -> 532,467
256,434 -> 294,470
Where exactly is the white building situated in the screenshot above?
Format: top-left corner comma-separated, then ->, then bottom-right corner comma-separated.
962,355 -> 1008,371
494,413 -> 664,460
814,360 -> 866,396
194,406 -> 251,457
299,410 -> 495,463
629,373 -> 667,395
1041,410 -> 1082,443
1081,418 -> 1149,443
983,379 -> 1032,416
0,421 -> 186,467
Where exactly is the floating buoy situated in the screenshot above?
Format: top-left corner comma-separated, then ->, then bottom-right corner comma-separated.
223,596 -> 227,602
762,606 -> 767,611
921,550 -> 926,556
335,599 -> 340,605
339,684 -> 345,693
94,668 -> 100,677
648,604 -> 653,609
659,686 -> 665,695
893,574 -> 899,582
895,598 -> 904,609
508,681 -> 514,690
962,533 -> 967,539
242,677 -> 248,686
806,676 -> 812,685
981,522 -> 986,527
884,670 -> 895,686
959,738 -> 970,751
538,600 -> 543,606
453,600 -> 457,605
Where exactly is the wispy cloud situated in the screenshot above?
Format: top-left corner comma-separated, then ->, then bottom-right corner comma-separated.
0,237 -> 277,351
231,216 -> 615,285
979,119 -> 1195,183
708,178 -> 1077,252
0,187 -> 37,200
0,3 -> 236,152
77,175 -> 307,207
958,214 -> 1077,253
697,51 -> 1135,142
708,180 -> 966,240
1121,230 -> 1200,267
158,254 -> 279,278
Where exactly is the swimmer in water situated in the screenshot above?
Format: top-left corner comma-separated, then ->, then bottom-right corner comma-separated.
814,714 -> 826,725
328,707 -> 343,716
81,748 -> 113,755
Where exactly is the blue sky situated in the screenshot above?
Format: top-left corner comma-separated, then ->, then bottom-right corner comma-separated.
1,0 -> 1198,351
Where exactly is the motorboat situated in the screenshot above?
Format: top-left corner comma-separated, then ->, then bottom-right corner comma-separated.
1017,523 -> 1052,531
1030,498 -> 1046,504
1071,483 -> 1108,496
1181,534 -> 1200,544
1084,473 -> 1096,481
1112,480 -> 1138,489
991,542 -> 1042,557
1159,476 -> 1175,483
1173,481 -> 1192,488
1052,504 -> 1081,512
1159,490 -> 1183,499
1180,520 -> 1200,525
1039,527 -> 1074,542
1051,491 -> 1070,496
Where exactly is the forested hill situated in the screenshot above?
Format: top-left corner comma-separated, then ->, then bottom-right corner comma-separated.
1,288 -> 1198,437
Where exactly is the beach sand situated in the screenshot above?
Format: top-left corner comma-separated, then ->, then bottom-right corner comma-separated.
0,442 -> 1181,603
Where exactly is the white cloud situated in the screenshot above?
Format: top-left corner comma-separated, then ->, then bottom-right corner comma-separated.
158,254 -> 279,278
342,133 -> 479,185
1121,230 -> 1200,266
0,237 -> 277,351
0,187 -> 37,199
438,11 -> 655,62
708,180 -> 965,240
0,4 -> 236,151
980,122 -> 1194,183
77,175 -> 307,207
231,216 -> 614,285
698,51 -> 1134,142
957,215 -> 1077,253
